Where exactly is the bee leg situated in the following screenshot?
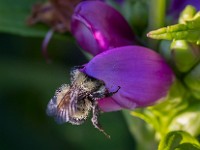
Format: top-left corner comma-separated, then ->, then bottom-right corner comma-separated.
105,86 -> 121,97
91,101 -> 110,139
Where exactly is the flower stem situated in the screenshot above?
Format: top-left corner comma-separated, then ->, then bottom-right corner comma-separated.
148,0 -> 166,30
147,0 -> 166,50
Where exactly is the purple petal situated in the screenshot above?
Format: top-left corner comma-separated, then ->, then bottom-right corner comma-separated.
98,97 -> 123,112
71,1 -> 136,56
169,0 -> 200,18
82,46 -> 174,111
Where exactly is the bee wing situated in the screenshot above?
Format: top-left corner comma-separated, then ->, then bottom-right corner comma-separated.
55,89 -> 81,124
46,84 -> 83,124
55,91 -> 72,124
55,107 -> 70,124
46,96 -> 58,117
46,84 -> 73,124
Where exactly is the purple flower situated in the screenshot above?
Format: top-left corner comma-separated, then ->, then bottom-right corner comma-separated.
71,1 -> 136,56
70,1 -> 174,112
82,46 -> 174,112
169,0 -> 200,18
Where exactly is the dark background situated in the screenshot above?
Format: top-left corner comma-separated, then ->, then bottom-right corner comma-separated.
0,33 -> 135,150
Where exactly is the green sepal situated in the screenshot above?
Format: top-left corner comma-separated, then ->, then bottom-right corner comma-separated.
147,6 -> 200,45
158,131 -> 200,150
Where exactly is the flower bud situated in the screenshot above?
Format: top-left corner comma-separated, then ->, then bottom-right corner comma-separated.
178,5 -> 196,24
71,1 -> 136,56
170,40 -> 200,72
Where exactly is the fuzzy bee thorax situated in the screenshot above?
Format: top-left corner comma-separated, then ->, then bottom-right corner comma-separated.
46,67 -> 120,138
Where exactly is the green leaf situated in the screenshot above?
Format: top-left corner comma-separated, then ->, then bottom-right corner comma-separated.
0,0 -> 50,37
147,10 -> 200,44
158,131 -> 200,150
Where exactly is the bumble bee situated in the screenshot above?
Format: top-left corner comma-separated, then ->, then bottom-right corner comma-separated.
46,66 -> 120,138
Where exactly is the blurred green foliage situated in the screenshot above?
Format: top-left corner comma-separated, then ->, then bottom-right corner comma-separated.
0,33 -> 135,150
0,0 -> 52,37
158,131 -> 200,150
